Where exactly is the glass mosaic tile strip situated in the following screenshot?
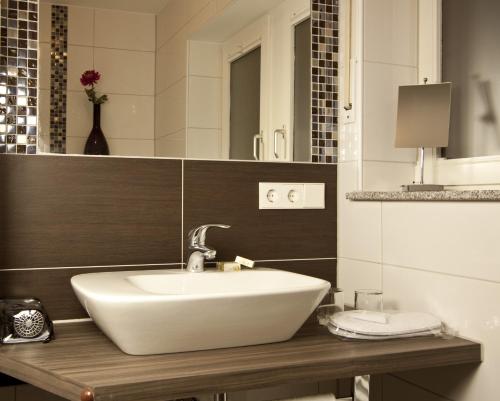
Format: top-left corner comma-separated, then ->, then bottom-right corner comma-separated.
0,0 -> 38,154
311,0 -> 338,164
49,4 -> 67,154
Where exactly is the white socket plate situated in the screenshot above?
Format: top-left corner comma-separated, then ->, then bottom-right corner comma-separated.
259,183 -> 325,209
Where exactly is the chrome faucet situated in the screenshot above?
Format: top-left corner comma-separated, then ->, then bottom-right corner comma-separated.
186,224 -> 230,272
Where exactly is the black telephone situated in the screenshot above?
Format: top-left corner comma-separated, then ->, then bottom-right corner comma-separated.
0,299 -> 54,344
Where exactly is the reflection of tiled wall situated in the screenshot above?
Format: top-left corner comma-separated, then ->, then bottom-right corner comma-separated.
38,3 -> 156,155
0,0 -> 39,155
49,4 -> 67,154
311,0 -> 338,164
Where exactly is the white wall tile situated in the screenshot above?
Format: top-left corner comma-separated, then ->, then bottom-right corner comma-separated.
187,128 -> 221,159
363,160 -> 415,191
38,89 -> 50,138
37,134 -> 51,153
363,61 -> 417,162
155,79 -> 187,138
156,4 -> 176,49
187,76 -> 221,128
101,95 -> 155,140
338,160 -> 361,194
156,0 -> 212,49
383,264 -> 495,401
155,130 -> 187,158
338,121 -> 361,162
66,136 -> 154,157
155,0 -> 218,162
216,0 -> 234,13
39,2 -> 51,44
338,258 -> 382,307
382,202 -> 500,283
338,162 -> 382,262
183,0 -> 217,39
38,42 -> 51,91
189,41 -> 222,78
66,135 -> 87,155
363,0 -> 418,66
66,91 -> 93,139
107,139 -> 155,157
68,6 -> 94,47
156,38 -> 188,93
39,4 -> 156,155
67,45 -> 94,92
94,9 -> 155,52
94,48 -> 155,95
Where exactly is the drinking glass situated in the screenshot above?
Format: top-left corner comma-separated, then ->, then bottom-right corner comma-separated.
317,288 -> 344,325
354,289 -> 383,312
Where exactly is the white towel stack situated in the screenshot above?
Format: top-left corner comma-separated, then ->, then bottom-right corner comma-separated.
325,310 -> 442,340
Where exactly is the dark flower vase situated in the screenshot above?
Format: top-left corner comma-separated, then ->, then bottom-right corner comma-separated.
84,104 -> 109,155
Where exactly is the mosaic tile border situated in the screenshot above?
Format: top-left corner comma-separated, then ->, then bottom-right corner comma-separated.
311,0 -> 338,164
0,0 -> 39,155
49,4 -> 67,154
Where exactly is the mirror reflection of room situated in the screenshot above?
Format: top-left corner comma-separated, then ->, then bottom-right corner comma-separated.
33,0 -> 339,162
441,0 -> 500,159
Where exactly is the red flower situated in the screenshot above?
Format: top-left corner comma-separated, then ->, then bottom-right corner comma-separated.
80,70 -> 101,87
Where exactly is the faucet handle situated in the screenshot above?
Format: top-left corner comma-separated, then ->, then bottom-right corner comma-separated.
188,224 -> 231,248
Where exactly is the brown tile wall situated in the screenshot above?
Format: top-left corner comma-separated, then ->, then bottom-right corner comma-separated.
183,161 -> 337,261
0,155 -> 337,320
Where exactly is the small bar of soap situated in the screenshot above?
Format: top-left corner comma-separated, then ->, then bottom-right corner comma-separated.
235,256 -> 255,268
216,261 -> 241,272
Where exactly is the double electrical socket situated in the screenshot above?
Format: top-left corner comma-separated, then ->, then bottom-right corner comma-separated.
258,183 -> 325,209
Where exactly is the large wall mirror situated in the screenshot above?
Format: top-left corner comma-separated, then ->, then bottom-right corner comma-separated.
16,0 -> 339,162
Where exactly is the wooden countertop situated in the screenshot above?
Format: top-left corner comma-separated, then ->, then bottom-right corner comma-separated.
0,322 -> 481,401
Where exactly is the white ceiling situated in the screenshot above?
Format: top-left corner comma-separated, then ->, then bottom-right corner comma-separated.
40,0 -> 171,14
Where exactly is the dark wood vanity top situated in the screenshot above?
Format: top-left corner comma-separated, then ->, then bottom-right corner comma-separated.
0,322 -> 481,401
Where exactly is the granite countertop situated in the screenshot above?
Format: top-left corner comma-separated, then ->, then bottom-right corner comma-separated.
346,190 -> 500,201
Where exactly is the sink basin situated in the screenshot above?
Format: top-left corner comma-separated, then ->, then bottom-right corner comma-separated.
71,268 -> 330,355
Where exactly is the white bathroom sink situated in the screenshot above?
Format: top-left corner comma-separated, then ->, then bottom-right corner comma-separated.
71,268 -> 330,355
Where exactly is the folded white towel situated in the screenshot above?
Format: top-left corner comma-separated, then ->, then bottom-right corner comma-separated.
328,323 -> 438,340
330,311 -> 441,337
350,310 -> 389,324
275,393 -> 337,401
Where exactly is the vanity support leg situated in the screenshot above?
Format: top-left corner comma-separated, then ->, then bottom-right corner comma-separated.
214,392 -> 228,401
353,375 -> 370,401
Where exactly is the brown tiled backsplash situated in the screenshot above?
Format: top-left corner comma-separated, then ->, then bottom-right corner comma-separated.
0,155 -> 183,269
49,4 -> 67,154
311,0 -> 339,164
183,160 -> 337,261
0,264 -> 183,320
0,0 -> 39,155
0,155 -> 337,320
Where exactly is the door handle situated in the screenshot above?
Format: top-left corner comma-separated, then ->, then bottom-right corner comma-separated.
253,133 -> 263,160
273,127 -> 286,159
